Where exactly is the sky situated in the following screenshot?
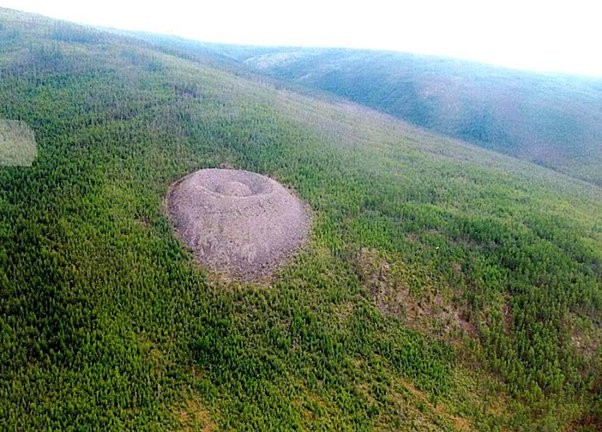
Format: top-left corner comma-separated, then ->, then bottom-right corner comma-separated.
2,0 -> 602,77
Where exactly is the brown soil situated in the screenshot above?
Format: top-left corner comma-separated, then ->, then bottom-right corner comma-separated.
355,248 -> 477,339
167,169 -> 310,281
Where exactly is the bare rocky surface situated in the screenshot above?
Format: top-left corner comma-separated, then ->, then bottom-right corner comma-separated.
167,169 -> 310,281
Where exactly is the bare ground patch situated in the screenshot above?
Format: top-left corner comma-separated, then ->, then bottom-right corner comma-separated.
354,248 -> 477,339
167,168 -> 310,281
175,397 -> 217,432
566,312 -> 601,359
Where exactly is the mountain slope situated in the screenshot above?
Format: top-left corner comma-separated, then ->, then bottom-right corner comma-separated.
212,46 -> 602,186
0,8 -> 601,431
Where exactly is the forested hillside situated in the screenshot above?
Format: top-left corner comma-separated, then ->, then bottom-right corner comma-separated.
209,45 -> 602,186
0,8 -> 601,431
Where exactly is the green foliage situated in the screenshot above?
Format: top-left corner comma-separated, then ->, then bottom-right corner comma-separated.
0,8 -> 600,431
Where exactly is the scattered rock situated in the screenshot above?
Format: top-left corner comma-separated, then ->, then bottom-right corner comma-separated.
167,169 -> 310,281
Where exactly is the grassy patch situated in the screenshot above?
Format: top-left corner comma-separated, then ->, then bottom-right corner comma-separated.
0,119 -> 36,166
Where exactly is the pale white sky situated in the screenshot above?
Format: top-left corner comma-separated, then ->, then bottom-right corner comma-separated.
2,0 -> 602,77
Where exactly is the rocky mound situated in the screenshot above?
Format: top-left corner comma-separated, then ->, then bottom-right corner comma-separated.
167,169 -> 310,280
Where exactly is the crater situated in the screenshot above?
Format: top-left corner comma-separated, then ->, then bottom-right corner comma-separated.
167,169 -> 310,281
216,181 -> 252,197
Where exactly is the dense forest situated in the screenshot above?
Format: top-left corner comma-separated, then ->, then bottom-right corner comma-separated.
189,44 -> 602,187
0,8 -> 601,431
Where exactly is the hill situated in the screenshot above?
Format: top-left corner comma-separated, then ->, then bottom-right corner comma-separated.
0,8 -> 601,431
209,45 -> 602,186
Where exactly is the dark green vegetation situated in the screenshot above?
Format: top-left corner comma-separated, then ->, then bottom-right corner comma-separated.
1,8 -> 601,431
206,45 -> 602,186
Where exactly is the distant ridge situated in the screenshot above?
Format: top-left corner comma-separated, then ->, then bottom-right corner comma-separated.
198,45 -> 602,186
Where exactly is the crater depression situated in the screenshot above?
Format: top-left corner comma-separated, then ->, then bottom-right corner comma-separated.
167,169 -> 310,280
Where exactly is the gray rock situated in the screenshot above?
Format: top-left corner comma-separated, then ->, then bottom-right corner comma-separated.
167,169 -> 310,281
